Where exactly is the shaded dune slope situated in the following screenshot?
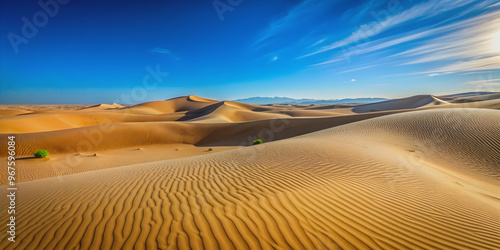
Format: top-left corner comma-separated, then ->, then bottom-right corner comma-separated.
0,109 -> 499,249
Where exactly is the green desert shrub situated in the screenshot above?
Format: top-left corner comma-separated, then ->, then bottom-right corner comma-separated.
252,139 -> 263,145
34,150 -> 49,158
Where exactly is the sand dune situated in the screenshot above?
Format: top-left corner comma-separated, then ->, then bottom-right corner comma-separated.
0,96 -> 364,133
125,95 -> 218,115
80,103 -> 124,110
0,111 -> 186,133
185,101 -> 291,122
417,97 -> 500,111
10,94 -> 498,136
440,92 -> 499,99
0,104 -> 93,111
0,109 -> 407,157
449,92 -> 500,103
306,104 -> 357,110
1,108 -> 498,249
0,110 -> 31,117
353,95 -> 449,113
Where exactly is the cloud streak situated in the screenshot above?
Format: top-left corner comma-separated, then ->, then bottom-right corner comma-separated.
401,9 -> 500,75
301,0 -> 478,58
463,78 -> 500,87
253,0 -> 335,48
150,47 -> 171,54
150,47 -> 181,60
304,0 -> 500,77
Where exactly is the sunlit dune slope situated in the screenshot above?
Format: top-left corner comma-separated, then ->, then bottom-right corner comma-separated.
353,95 -> 450,113
0,108 -> 498,249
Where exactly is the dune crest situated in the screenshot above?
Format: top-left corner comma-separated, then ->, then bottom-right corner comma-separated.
186,94 -> 219,103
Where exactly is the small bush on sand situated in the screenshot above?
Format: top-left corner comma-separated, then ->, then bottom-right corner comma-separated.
252,139 -> 263,145
208,148 -> 213,151
34,150 -> 49,158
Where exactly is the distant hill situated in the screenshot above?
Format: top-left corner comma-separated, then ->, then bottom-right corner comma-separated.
233,96 -> 388,105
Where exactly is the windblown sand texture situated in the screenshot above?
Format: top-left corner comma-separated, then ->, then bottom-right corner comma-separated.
0,93 -> 499,249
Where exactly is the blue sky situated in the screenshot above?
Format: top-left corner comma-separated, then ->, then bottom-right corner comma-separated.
1,0 -> 499,104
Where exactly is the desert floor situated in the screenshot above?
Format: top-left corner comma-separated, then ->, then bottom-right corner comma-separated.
0,93 -> 499,249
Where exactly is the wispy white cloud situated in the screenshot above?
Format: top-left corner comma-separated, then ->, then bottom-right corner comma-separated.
490,2 -> 500,8
150,47 -> 171,54
399,12 -> 500,64
462,78 -> 500,87
340,64 -> 380,73
301,0 -> 478,58
342,0 -> 380,23
253,0 -> 335,48
402,10 -> 500,75
351,78 -> 357,82
459,71 -> 494,75
301,29 -> 432,65
150,47 -> 181,60
310,38 -> 327,47
307,1 -> 500,76
424,55 -> 500,75
309,57 -> 343,67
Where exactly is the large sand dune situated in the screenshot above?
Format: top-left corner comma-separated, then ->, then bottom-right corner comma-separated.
0,94 -> 499,249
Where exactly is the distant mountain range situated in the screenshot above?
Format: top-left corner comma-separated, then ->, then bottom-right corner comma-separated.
233,97 -> 388,105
